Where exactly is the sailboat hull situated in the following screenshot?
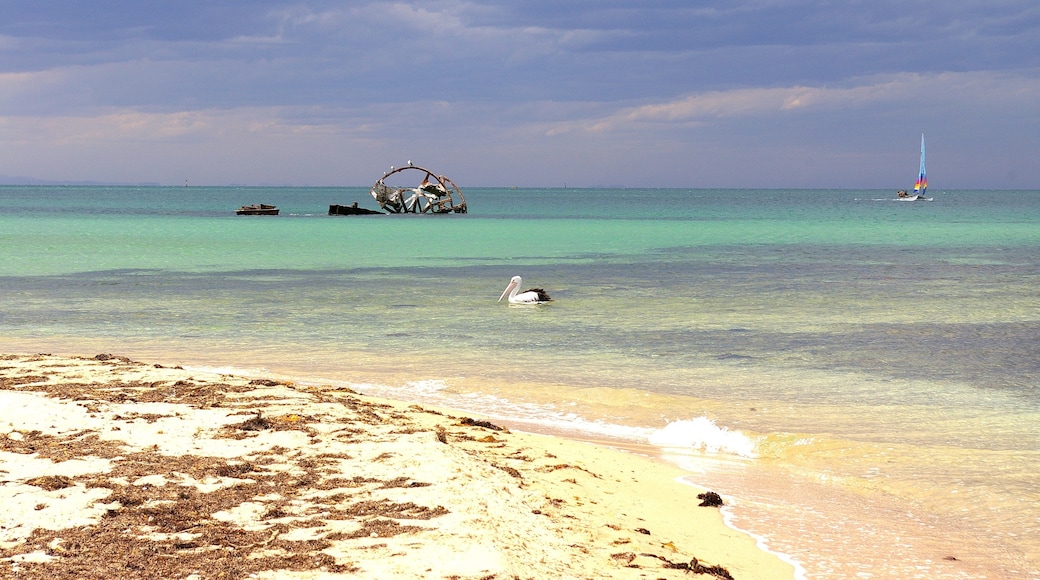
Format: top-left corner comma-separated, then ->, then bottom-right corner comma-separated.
897,194 -> 932,201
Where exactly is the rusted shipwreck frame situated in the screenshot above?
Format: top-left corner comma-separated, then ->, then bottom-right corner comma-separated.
370,165 -> 467,214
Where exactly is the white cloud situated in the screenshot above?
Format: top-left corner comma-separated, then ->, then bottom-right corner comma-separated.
546,70 -> 1040,135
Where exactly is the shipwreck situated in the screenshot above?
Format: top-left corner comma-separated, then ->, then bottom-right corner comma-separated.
369,163 -> 467,214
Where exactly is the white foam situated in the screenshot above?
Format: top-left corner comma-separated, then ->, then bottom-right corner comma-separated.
647,417 -> 758,458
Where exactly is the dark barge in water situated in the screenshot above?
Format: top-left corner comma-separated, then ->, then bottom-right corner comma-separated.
329,202 -> 383,215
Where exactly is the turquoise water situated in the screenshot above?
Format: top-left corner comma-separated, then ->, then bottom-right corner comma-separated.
2,185 -> 1039,578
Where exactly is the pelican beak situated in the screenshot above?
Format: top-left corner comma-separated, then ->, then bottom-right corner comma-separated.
498,280 -> 517,302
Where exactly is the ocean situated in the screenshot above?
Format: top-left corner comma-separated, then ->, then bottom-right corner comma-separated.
2,185 -> 1038,578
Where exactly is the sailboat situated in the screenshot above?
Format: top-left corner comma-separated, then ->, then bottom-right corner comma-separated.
897,133 -> 933,201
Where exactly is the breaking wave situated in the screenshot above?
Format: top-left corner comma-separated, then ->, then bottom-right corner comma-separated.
647,417 -> 758,458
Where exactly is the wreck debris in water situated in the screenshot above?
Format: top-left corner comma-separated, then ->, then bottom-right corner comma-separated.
370,164 -> 467,214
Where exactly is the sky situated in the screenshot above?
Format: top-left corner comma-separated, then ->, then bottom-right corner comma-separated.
1,1 -> 1039,188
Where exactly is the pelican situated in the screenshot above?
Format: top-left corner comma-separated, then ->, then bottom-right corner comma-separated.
498,275 -> 552,304
408,159 -> 414,166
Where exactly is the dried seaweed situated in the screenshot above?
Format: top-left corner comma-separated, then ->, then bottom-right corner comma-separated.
0,356 -> 461,579
235,411 -> 275,431
644,554 -> 735,579
494,464 -> 523,479
2,442 -> 450,579
24,475 -> 74,491
0,374 -> 49,387
459,417 -> 505,431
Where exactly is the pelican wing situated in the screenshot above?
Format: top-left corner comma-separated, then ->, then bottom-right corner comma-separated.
514,288 -> 552,303
527,288 -> 552,302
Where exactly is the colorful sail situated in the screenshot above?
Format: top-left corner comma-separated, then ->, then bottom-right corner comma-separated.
913,133 -> 927,194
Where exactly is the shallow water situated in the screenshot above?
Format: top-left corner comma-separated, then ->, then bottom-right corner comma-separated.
2,185 -> 1039,578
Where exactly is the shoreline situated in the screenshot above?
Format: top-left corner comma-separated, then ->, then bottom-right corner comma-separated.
1,352 -> 796,579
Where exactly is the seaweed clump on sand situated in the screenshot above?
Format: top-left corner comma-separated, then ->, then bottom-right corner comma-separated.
645,554 -> 735,579
236,411 -> 275,431
459,417 -> 505,431
698,491 -> 724,507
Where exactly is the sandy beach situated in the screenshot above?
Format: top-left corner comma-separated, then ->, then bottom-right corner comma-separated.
0,353 -> 795,579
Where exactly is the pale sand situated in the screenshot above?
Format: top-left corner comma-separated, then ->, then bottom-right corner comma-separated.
0,353 -> 795,579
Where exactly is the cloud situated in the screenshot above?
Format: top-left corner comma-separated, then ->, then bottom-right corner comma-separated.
545,70 -> 1040,135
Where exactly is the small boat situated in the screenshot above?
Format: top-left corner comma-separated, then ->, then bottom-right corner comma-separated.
898,134 -> 933,201
236,204 -> 279,215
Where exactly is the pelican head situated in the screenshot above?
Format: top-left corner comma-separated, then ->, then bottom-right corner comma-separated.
498,276 -> 522,302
